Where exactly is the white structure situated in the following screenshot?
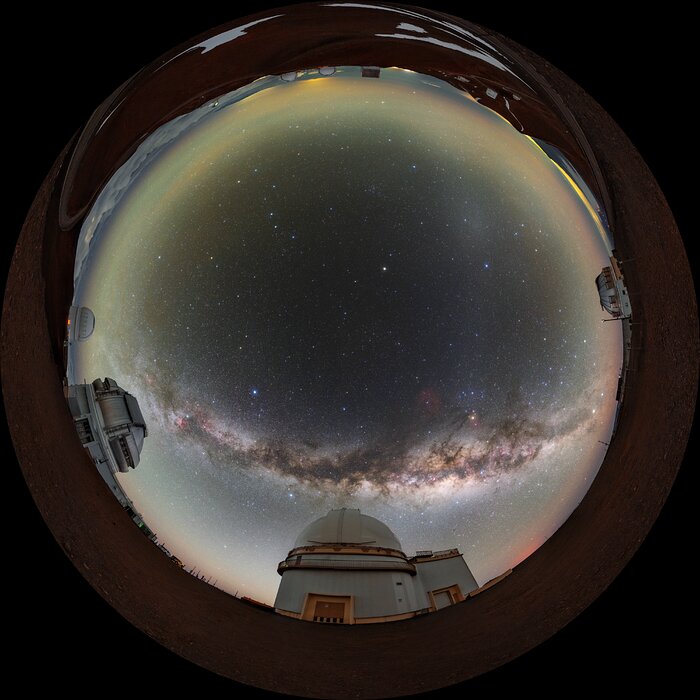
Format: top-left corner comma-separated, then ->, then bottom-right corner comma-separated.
65,378 -> 152,537
281,71 -> 302,82
281,67 -> 337,81
67,305 -> 95,342
274,508 -> 478,624
596,256 -> 632,319
65,377 -> 147,475
64,305 -> 95,385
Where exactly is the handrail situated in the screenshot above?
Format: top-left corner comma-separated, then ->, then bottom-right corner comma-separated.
278,558 -> 416,575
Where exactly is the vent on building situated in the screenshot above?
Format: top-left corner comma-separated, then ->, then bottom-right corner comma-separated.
75,418 -> 94,444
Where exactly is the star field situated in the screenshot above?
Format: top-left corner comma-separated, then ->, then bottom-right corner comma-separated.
73,67 -> 622,603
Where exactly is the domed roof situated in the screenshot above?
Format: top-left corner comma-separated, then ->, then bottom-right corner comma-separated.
294,508 -> 403,552
67,304 -> 95,342
76,306 -> 95,341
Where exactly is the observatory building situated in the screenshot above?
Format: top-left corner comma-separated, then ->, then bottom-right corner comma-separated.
64,305 -> 95,383
274,508 -> 478,624
65,378 -> 151,534
66,377 -> 147,475
596,256 -> 632,319
66,305 -> 95,343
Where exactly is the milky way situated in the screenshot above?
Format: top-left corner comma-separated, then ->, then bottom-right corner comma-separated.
72,67 -> 622,603
151,381 -> 600,493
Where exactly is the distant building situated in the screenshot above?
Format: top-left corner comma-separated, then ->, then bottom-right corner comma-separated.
65,378 -> 151,534
66,377 -> 147,474
281,66 -> 337,81
596,256 -> 632,319
361,66 -> 381,78
281,70 -> 303,82
64,305 -> 95,383
66,305 -> 95,343
274,508 -> 478,624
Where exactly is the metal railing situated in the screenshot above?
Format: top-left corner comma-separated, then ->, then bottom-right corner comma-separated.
278,558 -> 416,574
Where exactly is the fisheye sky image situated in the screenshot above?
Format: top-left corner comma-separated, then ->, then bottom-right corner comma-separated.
71,66 -> 622,603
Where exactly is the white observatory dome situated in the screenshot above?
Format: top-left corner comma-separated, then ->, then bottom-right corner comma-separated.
275,508 -> 479,623
294,508 -> 403,552
67,304 -> 95,342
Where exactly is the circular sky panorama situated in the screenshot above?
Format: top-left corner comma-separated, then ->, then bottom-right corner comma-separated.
70,59 -> 622,605
6,3 -> 694,696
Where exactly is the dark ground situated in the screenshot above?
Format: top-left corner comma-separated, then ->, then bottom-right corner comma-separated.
3,4 -> 695,697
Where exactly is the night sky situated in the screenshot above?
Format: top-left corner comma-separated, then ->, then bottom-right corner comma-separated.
73,67 -> 621,603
